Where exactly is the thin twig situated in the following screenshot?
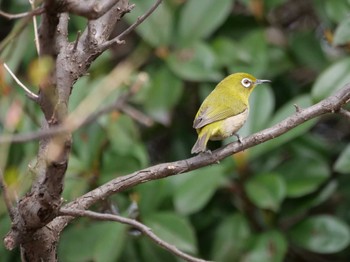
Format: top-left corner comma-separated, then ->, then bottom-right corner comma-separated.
339,108 -> 350,120
73,30 -> 81,52
3,63 -> 39,101
100,0 -> 162,51
28,0 -> 40,55
0,169 -> 14,220
57,83 -> 350,216
0,72 -> 149,143
0,6 -> 44,20
122,105 -> 154,127
59,208 -> 209,262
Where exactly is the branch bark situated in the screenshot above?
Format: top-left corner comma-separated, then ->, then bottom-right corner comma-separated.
59,208 -> 208,262
49,83 -> 350,236
3,0 -> 162,260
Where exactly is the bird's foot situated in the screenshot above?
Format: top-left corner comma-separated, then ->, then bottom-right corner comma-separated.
234,134 -> 243,143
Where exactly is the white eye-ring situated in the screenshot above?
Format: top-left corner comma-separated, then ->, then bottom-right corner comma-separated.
241,78 -> 252,88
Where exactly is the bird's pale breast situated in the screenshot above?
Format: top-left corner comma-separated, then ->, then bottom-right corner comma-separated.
210,109 -> 249,140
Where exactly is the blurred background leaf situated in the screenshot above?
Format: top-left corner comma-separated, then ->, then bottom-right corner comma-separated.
1,0 -> 350,261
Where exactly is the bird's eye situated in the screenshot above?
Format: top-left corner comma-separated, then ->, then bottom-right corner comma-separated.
241,78 -> 252,88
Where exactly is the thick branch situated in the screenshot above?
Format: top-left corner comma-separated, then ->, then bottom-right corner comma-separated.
100,0 -> 162,51
51,84 -> 350,230
64,0 -> 121,19
59,208 -> 208,262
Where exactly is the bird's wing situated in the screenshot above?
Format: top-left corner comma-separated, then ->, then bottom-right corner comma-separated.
193,97 -> 247,129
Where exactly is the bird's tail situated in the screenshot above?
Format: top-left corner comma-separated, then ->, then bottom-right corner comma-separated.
191,132 -> 209,154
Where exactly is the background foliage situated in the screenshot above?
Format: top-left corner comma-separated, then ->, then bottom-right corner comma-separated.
1,0 -> 350,261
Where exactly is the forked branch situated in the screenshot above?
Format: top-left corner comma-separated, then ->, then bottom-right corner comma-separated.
59,208 -> 208,262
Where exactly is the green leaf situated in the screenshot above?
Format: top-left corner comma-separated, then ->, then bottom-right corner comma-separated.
289,32 -> 327,71
166,42 -> 223,81
139,237 -> 177,262
312,57 -> 350,102
211,37 -> 240,68
142,67 -> 183,125
0,216 -> 13,261
245,173 -> 286,211
178,0 -> 232,45
59,222 -> 126,262
266,46 -> 293,77
229,30 -> 269,77
173,165 -> 224,215
73,124 -> 106,169
124,0 -> 173,46
333,17 -> 350,45
325,0 -> 350,23
240,85 -> 275,136
106,115 -> 146,161
277,155 -> 330,198
211,213 -> 251,262
136,179 -> 173,215
250,95 -> 315,159
281,180 -> 338,219
242,231 -> 287,262
289,215 -> 350,254
334,145 -> 350,174
264,0 -> 288,10
144,212 -> 197,254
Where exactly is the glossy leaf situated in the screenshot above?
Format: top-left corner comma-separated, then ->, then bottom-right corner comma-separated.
277,155 -> 330,198
289,32 -> 327,71
325,0 -> 350,23
250,95 -> 315,159
240,85 -> 275,136
242,231 -> 287,262
229,30 -> 269,77
312,58 -> 350,102
211,37 -> 239,68
136,179 -> 173,215
334,145 -> 350,174
0,216 -> 12,261
289,215 -> 350,253
178,0 -> 232,45
59,222 -> 126,262
334,17 -> 350,45
173,165 -> 225,215
211,213 -> 251,261
245,173 -> 286,211
142,67 -> 183,125
144,212 -> 197,254
281,180 -> 338,219
124,0 -> 173,46
139,237 -> 177,262
167,42 -> 223,81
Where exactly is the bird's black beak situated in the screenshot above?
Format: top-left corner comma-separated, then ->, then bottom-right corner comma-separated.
255,79 -> 271,85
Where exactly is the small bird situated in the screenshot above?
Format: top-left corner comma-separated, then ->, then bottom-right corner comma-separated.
191,73 -> 271,154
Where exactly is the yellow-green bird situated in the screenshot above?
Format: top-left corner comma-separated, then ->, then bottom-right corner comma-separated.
191,73 -> 271,154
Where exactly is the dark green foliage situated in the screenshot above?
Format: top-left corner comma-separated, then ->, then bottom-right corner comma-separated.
1,0 -> 350,261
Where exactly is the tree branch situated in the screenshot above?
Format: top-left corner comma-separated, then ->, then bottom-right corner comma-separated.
339,108 -> 350,120
64,0 -> 121,19
56,83 -> 350,215
59,208 -> 208,262
0,6 -> 44,19
2,63 -> 39,101
0,70 -> 148,144
100,0 -> 163,51
0,169 -> 14,220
